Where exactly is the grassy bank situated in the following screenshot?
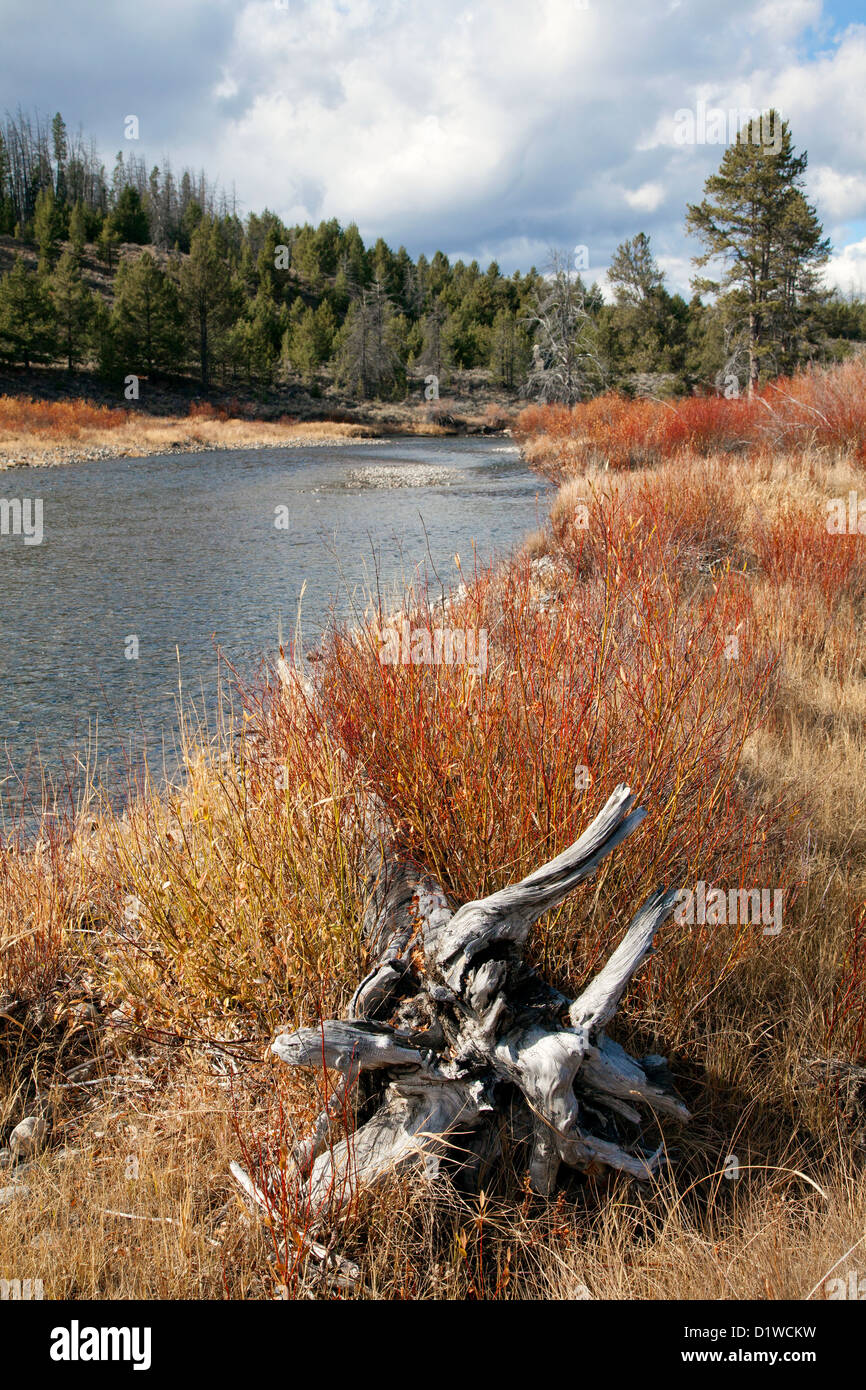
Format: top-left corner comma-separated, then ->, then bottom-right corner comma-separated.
0,396 -> 387,468
2,361 -> 866,1298
0,373 -> 520,469
0,395 -> 517,469
516,358 -> 866,474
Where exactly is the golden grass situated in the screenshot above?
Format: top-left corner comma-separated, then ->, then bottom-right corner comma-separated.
0,396 -> 380,467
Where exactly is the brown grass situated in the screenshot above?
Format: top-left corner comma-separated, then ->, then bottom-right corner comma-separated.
0,395 -> 380,467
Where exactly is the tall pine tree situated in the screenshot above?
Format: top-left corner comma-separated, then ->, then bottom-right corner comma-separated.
0,257 -> 56,367
686,113 -> 830,392
112,251 -> 183,375
34,186 -> 63,274
180,219 -> 239,389
51,248 -> 95,369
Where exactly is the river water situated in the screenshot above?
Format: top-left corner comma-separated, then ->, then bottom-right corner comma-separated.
0,436 -> 548,814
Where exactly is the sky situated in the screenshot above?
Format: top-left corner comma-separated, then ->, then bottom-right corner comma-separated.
2,0 -> 865,298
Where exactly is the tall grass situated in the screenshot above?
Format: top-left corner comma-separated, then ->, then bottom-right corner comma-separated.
318,516 -> 783,1032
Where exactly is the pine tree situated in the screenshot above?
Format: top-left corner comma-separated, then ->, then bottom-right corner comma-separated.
98,220 -> 122,270
340,223 -> 368,292
686,112 -> 830,392
112,251 -> 183,374
146,166 -> 164,248
180,219 -> 240,389
256,225 -> 292,302
69,200 -> 87,257
608,232 -> 664,307
109,185 -> 150,245
0,131 -> 15,235
51,112 -> 68,203
336,281 -> 401,398
291,226 -> 324,291
286,300 -> 335,384
34,186 -> 63,273
489,308 -> 531,389
51,247 -> 95,369
227,288 -> 288,385
606,233 -> 687,377
0,257 -> 56,367
179,198 -> 203,253
91,298 -> 123,384
417,300 -> 452,380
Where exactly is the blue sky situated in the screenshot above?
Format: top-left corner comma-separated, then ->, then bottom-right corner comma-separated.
2,0 -> 865,296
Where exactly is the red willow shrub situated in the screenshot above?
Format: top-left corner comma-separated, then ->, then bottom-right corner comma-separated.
314,488 -> 787,1040
0,394 -> 129,437
516,359 -> 866,477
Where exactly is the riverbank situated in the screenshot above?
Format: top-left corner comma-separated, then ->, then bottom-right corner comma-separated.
2,395 -> 866,1297
0,411 -> 386,470
0,367 -> 521,471
0,404 -> 516,470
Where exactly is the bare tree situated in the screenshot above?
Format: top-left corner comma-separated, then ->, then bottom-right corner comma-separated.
338,278 -> 404,399
523,250 -> 606,404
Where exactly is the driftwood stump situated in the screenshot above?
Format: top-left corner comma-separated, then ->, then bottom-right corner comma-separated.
264,782 -> 690,1209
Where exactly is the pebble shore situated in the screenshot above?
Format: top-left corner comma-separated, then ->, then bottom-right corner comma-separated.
0,431 -> 389,471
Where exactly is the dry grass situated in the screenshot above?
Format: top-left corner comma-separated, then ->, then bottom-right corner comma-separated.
0,395 -> 379,467
3,363 -> 866,1297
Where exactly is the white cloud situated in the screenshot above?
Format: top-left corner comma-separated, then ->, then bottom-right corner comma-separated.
810,168 -> 866,221
746,0 -> 822,41
189,0 -> 864,274
623,182 -> 666,213
823,237 -> 866,296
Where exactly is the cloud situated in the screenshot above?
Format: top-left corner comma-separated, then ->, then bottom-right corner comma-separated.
823,236 -> 866,296
623,183 -> 667,213
1,0 -> 863,287
810,168 -> 866,221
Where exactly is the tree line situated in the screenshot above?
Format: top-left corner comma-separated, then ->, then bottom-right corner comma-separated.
0,106 -> 863,401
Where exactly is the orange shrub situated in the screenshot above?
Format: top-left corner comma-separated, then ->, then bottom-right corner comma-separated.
517,360 -> 866,477
310,492 -> 786,1035
0,395 -> 129,437
187,401 -> 224,421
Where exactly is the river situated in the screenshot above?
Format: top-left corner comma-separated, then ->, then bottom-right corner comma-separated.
0,435 -> 548,818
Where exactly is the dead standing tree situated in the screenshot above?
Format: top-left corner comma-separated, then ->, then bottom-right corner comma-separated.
249,780 -> 690,1212
523,250 -> 607,404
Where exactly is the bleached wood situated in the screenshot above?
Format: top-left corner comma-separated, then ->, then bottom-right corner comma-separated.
300,1078 -> 481,1209
293,1075 -> 353,1177
267,781 -> 690,1208
272,1020 -> 425,1074
569,886 -> 680,1032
